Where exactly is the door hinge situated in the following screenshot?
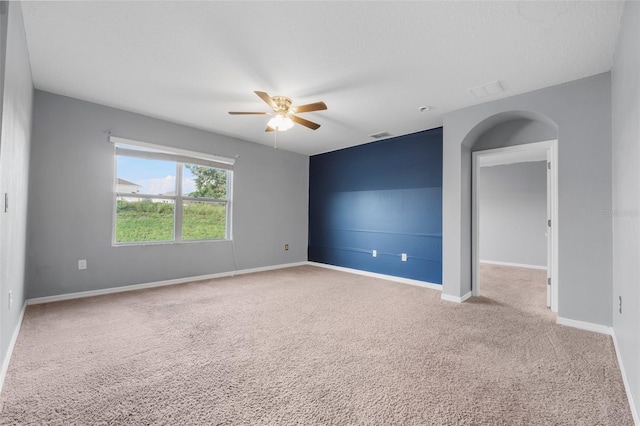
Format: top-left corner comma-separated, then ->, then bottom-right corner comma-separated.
547,278 -> 551,286
548,161 -> 551,170
548,219 -> 551,227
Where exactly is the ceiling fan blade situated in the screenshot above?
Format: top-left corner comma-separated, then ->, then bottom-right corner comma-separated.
292,101 -> 327,114
265,126 -> 275,132
228,111 -> 269,115
291,115 -> 321,130
254,91 -> 278,110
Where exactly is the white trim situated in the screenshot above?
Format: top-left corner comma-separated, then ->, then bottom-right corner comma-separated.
479,260 -> 547,270
478,149 -> 547,167
611,330 -> 640,425
556,316 -> 613,335
550,142 -> 559,312
472,139 -> 559,314
475,140 -> 554,160
307,261 -> 442,291
472,150 -> 479,298
234,262 -> 308,276
26,262 -> 308,305
0,302 -> 27,393
441,292 -> 473,303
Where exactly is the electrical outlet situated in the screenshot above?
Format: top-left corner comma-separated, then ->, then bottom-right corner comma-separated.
8,290 -> 12,310
619,296 -> 622,314
284,244 -> 289,251
372,250 -> 377,257
78,259 -> 87,270
401,253 -> 407,262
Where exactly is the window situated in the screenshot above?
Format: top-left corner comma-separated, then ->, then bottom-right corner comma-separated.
111,137 -> 234,245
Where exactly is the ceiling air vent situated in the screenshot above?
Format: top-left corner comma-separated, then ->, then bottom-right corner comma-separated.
469,81 -> 505,99
369,131 -> 392,139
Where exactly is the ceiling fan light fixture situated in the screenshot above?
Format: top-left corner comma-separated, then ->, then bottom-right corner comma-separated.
229,91 -> 325,132
267,114 -> 294,131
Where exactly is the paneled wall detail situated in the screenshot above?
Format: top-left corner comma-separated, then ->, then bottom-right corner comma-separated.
309,129 -> 442,283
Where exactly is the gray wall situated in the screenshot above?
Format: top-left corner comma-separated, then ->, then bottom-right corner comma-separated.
443,73 -> 612,326
473,118 -> 558,152
27,91 -> 309,298
612,0 -> 640,419
479,162 -> 547,268
0,2 -> 33,376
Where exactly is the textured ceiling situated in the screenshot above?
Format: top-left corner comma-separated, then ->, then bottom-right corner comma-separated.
21,1 -> 624,155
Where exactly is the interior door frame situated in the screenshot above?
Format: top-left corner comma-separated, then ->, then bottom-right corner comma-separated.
471,139 -> 559,313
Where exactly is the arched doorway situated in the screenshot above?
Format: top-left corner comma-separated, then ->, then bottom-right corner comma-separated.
463,112 -> 559,312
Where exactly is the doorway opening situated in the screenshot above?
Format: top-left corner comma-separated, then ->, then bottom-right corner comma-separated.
472,140 -> 558,312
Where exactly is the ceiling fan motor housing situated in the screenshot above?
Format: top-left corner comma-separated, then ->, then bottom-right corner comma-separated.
272,96 -> 293,114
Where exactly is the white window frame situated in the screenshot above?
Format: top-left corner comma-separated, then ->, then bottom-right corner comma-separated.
110,136 -> 235,246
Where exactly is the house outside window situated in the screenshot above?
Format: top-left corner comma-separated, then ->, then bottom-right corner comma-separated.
111,136 -> 234,245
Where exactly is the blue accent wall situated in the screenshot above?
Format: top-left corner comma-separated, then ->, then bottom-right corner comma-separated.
309,128 -> 443,284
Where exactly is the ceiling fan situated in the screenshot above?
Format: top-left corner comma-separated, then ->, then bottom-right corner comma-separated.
229,91 -> 327,132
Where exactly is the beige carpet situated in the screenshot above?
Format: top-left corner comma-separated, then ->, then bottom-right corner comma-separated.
0,264 -> 632,425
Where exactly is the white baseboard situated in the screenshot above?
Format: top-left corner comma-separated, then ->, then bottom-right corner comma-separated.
480,260 -> 547,270
307,262 -> 442,291
441,292 -> 473,303
0,302 -> 27,393
556,316 -> 613,335
27,261 -> 308,306
234,261 -> 308,276
611,330 -> 640,425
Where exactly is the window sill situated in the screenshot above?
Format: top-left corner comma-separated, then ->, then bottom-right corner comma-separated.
112,239 -> 232,247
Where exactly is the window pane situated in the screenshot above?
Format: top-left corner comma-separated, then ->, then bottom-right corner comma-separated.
116,156 -> 176,196
182,201 -> 226,240
183,164 -> 227,199
116,199 -> 175,243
